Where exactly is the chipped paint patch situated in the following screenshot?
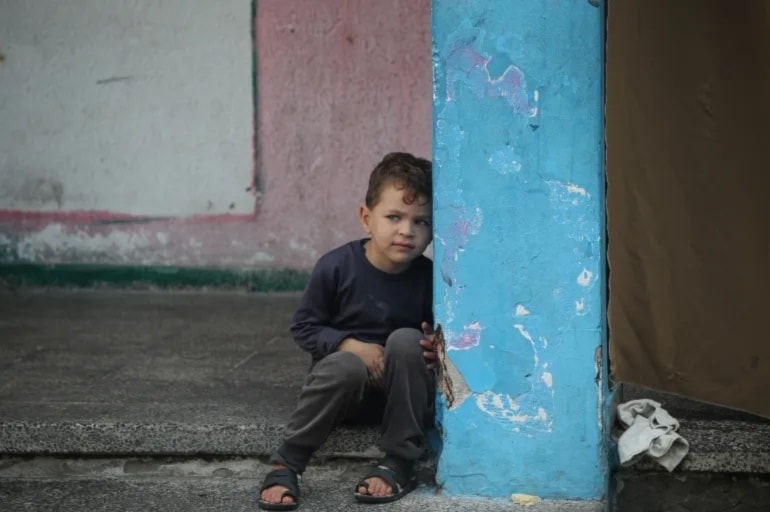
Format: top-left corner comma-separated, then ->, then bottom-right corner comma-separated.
514,324 -> 539,366
288,237 -> 318,259
577,268 -> 593,287
475,390 -> 553,432
541,371 -> 553,389
545,180 -> 591,212
443,355 -> 471,410
447,321 -> 483,351
288,238 -> 306,251
439,207 -> 483,285
515,304 -> 530,316
595,345 -> 603,429
245,252 -> 275,264
452,207 -> 484,238
15,224 -> 153,263
488,147 -> 523,175
445,46 -> 539,117
435,324 -> 472,410
565,183 -> 587,196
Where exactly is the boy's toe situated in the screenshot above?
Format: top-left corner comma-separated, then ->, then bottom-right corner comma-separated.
261,485 -> 294,505
364,477 -> 392,496
354,458 -> 415,503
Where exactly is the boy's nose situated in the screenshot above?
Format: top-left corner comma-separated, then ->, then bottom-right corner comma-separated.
399,221 -> 415,237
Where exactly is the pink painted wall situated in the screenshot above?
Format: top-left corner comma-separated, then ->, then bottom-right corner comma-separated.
255,0 -> 432,267
0,0 -> 431,269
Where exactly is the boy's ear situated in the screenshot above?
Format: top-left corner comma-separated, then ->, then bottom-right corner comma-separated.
358,205 -> 372,234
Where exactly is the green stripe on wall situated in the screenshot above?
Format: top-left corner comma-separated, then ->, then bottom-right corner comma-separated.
0,264 -> 309,291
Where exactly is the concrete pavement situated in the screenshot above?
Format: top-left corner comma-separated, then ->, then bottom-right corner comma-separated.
0,457 -> 604,512
2,287 -> 770,511
0,289 -> 380,458
2,457 -> 770,512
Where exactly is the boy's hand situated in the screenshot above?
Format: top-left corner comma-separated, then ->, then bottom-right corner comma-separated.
338,338 -> 386,389
420,322 -> 438,370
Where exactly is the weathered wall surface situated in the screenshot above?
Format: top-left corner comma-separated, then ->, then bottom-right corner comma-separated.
433,0 -> 607,500
0,0 -> 254,218
256,1 -> 432,265
0,0 -> 430,269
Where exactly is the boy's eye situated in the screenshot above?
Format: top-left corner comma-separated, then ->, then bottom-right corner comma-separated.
386,215 -> 400,221
416,219 -> 431,227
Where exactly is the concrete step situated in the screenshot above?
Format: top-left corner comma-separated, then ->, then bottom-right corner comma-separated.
616,385 -> 770,473
0,420 -> 381,459
614,469 -> 770,512
629,418 -> 770,473
0,457 -> 603,512
0,289 -> 379,458
621,385 -> 769,423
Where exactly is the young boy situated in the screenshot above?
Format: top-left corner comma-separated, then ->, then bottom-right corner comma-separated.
258,152 -> 437,510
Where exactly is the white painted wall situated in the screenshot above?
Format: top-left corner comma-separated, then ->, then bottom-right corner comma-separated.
0,0 -> 254,217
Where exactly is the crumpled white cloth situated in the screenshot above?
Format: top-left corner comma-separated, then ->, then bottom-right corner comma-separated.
617,399 -> 690,471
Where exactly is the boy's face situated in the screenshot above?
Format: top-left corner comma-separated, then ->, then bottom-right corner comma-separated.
359,183 -> 432,273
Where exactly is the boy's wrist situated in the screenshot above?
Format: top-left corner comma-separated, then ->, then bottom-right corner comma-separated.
337,337 -> 360,353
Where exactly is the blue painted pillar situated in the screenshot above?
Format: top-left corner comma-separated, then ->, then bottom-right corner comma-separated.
432,0 -> 607,501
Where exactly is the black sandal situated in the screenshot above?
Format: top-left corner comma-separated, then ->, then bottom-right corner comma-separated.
258,467 -> 300,511
353,456 -> 417,504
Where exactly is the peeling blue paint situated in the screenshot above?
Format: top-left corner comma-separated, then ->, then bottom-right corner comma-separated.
433,0 -> 607,500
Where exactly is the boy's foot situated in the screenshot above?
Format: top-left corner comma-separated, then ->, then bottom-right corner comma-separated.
354,456 -> 417,503
258,465 -> 299,511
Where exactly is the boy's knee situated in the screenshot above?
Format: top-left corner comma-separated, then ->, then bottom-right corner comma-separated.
385,328 -> 424,360
314,351 -> 368,386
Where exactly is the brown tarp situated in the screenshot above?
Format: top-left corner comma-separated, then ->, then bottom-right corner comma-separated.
606,1 -> 770,418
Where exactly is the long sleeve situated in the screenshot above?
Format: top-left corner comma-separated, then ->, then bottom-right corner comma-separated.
290,258 -> 352,360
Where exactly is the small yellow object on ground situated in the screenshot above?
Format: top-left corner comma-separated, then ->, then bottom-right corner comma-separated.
511,493 -> 542,506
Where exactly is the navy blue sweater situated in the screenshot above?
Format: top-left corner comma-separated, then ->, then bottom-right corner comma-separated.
290,239 -> 433,361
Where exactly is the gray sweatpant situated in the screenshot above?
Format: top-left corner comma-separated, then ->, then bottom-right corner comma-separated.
271,328 -> 434,473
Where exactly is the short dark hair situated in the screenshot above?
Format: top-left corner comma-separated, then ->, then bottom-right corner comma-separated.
365,152 -> 432,208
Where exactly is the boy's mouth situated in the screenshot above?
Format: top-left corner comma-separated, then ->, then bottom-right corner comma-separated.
392,242 -> 415,250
